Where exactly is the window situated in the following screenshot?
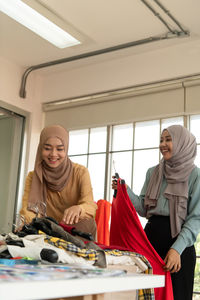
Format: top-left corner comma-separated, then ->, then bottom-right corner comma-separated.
69,117 -> 185,202
133,120 -> 160,195
108,118 -> 182,228
68,117 -> 183,214
68,127 -> 107,201
0,107 -> 25,233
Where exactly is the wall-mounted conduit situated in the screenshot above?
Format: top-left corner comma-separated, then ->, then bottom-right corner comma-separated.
19,0 -> 189,98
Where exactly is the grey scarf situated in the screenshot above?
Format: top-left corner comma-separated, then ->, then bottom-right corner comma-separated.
144,125 -> 197,238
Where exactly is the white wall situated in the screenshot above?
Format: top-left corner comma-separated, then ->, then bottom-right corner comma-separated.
0,56 -> 44,172
41,39 -> 200,103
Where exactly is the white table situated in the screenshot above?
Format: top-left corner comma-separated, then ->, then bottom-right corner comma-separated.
0,273 -> 165,300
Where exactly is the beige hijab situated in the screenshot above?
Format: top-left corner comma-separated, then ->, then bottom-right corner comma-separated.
27,125 -> 73,216
144,125 -> 197,238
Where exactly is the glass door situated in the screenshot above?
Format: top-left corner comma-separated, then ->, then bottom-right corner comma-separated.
0,107 -> 25,233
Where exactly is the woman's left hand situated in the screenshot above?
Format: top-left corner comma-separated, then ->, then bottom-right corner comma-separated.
163,248 -> 181,273
62,205 -> 82,225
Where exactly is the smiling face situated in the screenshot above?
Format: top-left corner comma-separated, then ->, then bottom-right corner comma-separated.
41,137 -> 66,168
159,130 -> 173,160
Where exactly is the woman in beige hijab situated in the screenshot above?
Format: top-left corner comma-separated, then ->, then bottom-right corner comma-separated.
20,125 -> 97,238
113,125 -> 200,300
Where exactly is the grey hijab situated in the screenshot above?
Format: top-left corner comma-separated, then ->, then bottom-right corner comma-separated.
144,125 -> 197,238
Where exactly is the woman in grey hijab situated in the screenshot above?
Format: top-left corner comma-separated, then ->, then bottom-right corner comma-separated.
113,125 -> 200,300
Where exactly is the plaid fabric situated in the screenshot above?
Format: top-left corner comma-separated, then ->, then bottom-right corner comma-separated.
104,249 -> 155,300
39,231 -> 98,261
138,288 -> 155,300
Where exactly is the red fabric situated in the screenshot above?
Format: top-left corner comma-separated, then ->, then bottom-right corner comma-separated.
59,222 -> 74,234
110,181 -> 174,300
95,199 -> 112,246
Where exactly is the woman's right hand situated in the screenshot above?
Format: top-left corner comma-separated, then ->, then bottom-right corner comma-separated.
163,248 -> 181,273
112,176 -> 118,190
13,214 -> 26,232
112,176 -> 128,190
62,205 -> 82,225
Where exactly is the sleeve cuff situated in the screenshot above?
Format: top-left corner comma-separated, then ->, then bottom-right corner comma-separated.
171,235 -> 186,255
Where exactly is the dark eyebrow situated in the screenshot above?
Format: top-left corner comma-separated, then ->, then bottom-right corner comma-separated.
160,135 -> 171,140
161,135 -> 171,138
44,143 -> 64,147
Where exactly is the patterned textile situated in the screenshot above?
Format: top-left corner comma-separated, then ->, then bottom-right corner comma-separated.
138,288 -> 155,300
39,231 -> 98,261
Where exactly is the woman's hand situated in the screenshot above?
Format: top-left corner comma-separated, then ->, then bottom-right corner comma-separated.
112,176 -> 118,190
13,214 -> 26,232
112,176 -> 128,190
62,205 -> 82,225
163,248 -> 181,273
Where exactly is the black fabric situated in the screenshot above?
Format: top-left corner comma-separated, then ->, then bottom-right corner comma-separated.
0,250 -> 12,259
171,245 -> 196,300
144,215 -> 196,300
16,217 -> 85,248
5,237 -> 24,247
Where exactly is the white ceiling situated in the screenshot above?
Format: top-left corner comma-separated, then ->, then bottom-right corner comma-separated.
1,0 -> 200,72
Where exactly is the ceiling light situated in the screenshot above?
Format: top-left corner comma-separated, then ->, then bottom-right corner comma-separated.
0,0 -> 81,48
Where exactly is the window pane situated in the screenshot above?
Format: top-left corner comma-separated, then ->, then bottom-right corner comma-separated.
112,124 -> 133,151
68,129 -> 88,155
88,154 -> 105,201
190,115 -> 200,144
109,151 -> 132,201
194,233 -> 200,295
194,256 -> 200,296
69,155 -> 87,167
133,149 -> 159,195
161,117 -> 184,131
195,233 -> 200,256
134,120 -> 160,149
89,127 -> 107,153
132,149 -> 159,228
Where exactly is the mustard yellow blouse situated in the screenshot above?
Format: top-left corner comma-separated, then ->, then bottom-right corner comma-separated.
20,163 -> 97,224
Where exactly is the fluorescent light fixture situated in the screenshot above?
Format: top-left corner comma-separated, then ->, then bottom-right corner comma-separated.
0,0 -> 81,48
